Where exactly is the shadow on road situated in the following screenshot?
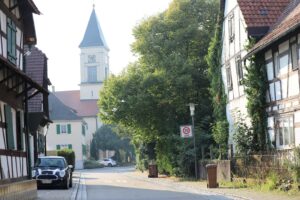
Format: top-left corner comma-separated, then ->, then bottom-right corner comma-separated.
86,184 -> 233,200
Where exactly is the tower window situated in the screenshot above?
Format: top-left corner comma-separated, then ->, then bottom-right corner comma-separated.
87,66 -> 97,82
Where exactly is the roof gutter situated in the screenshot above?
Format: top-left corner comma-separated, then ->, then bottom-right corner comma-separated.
245,23 -> 300,60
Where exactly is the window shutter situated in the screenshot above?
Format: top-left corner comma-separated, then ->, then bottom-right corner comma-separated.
56,145 -> 60,150
82,125 -> 85,136
68,144 -> 72,149
7,18 -> 16,64
56,124 -> 61,134
4,105 -> 15,149
67,124 -> 71,134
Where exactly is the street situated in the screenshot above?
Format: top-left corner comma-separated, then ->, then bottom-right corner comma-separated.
38,166 -> 239,200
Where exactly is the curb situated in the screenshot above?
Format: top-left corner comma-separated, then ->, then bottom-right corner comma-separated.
71,172 -> 87,200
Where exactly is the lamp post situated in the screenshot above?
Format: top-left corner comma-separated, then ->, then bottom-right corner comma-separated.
189,103 -> 198,179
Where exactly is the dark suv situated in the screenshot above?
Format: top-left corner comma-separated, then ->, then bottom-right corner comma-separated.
32,156 -> 73,189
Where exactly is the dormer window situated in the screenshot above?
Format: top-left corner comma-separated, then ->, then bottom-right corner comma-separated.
228,13 -> 234,42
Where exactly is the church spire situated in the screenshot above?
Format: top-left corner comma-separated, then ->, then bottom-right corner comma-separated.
79,7 -> 108,49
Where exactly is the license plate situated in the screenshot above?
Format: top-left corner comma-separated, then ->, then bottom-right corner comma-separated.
41,180 -> 52,184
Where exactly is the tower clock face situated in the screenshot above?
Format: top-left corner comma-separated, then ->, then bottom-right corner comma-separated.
88,55 -> 96,63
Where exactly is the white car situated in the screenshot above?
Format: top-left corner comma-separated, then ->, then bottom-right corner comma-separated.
99,158 -> 117,167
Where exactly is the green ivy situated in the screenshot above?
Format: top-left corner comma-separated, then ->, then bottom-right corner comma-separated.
206,12 -> 228,159
243,40 -> 269,152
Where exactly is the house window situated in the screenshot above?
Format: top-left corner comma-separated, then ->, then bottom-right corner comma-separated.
7,18 -> 16,64
277,52 -> 289,75
87,66 -> 97,82
236,56 -> 243,85
276,116 -> 294,148
57,144 -> 72,150
56,124 -> 71,134
228,13 -> 234,42
266,60 -> 274,81
61,125 -> 67,133
291,42 -> 298,70
226,66 -> 233,90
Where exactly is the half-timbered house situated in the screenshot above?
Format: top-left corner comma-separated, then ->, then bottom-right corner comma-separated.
247,0 -> 300,150
221,0 -> 291,153
25,46 -> 51,164
0,0 -> 47,199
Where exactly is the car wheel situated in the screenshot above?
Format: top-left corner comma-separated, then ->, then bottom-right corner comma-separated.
108,163 -> 112,167
69,176 -> 73,188
63,177 -> 69,189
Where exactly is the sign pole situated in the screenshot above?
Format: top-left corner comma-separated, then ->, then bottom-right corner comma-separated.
192,114 -> 197,179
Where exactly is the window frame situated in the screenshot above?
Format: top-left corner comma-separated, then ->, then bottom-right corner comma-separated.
290,39 -> 299,70
228,12 -> 235,43
235,55 -> 243,85
276,116 -> 295,149
226,65 -> 233,91
87,66 -> 97,82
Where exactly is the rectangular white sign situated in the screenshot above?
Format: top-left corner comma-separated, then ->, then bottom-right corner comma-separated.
180,125 -> 193,138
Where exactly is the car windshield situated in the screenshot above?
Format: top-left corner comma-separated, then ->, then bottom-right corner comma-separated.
35,158 -> 65,168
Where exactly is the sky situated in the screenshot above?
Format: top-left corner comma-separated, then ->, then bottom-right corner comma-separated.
33,0 -> 172,91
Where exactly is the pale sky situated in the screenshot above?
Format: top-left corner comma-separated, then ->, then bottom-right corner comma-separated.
33,0 -> 172,91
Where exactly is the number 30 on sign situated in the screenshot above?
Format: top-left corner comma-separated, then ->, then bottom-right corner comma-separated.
180,125 -> 193,138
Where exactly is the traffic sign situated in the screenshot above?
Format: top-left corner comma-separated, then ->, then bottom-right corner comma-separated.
180,125 -> 193,138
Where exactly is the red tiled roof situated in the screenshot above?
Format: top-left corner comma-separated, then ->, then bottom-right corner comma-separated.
238,0 -> 291,27
248,1 -> 300,56
54,90 -> 99,117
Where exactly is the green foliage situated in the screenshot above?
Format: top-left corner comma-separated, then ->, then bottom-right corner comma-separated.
90,125 -> 135,163
212,120 -> 228,158
206,7 -> 228,159
232,113 -> 254,156
57,149 -> 75,170
98,0 -> 219,177
286,146 -> 300,184
243,41 -> 268,152
262,171 -> 280,191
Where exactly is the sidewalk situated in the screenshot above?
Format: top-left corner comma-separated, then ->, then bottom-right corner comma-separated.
132,171 -> 299,200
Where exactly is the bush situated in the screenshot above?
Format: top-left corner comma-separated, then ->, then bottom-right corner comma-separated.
84,160 -> 104,169
57,149 -> 75,171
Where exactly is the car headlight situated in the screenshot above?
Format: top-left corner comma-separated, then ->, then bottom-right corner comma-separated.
32,170 -> 36,178
59,170 -> 66,177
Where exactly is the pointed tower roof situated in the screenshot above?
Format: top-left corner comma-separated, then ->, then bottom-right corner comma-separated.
79,7 -> 109,49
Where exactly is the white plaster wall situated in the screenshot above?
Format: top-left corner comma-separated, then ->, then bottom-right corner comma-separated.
47,120 -> 86,169
79,83 -> 103,100
222,0 -> 250,146
80,47 -> 109,82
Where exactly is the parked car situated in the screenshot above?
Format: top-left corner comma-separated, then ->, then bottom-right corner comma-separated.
99,158 -> 117,167
32,156 -> 73,189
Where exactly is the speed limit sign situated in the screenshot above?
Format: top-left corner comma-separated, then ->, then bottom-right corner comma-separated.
180,125 -> 193,138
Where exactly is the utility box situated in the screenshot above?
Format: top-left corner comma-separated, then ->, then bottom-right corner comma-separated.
148,164 -> 158,178
206,164 -> 218,188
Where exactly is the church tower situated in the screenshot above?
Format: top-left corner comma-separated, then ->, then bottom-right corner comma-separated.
79,6 -> 109,100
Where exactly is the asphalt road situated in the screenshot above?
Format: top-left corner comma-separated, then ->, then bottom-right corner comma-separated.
82,166 -> 236,200
37,166 -> 241,200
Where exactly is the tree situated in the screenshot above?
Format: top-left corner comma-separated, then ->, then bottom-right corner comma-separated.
98,0 -> 219,176
90,125 -> 134,163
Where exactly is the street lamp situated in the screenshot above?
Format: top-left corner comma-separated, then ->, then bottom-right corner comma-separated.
189,103 -> 198,179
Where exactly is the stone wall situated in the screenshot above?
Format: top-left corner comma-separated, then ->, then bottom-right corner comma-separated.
199,160 -> 231,181
0,180 -> 37,200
